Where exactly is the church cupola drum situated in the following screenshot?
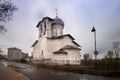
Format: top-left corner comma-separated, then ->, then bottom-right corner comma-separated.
51,16 -> 64,37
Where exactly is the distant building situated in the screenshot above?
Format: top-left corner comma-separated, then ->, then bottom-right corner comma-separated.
22,52 -> 29,58
32,15 -> 81,65
7,47 -> 23,61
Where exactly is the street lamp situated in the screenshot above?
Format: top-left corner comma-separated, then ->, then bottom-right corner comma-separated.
91,26 -> 98,69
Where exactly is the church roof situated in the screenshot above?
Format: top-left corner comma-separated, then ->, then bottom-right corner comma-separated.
53,45 -> 81,55
53,49 -> 67,54
61,45 -> 81,50
72,41 -> 81,47
8,47 -> 22,51
36,16 -> 65,28
36,17 -> 54,28
31,40 -> 38,47
46,34 -> 75,40
42,17 -> 54,21
51,16 -> 64,26
46,34 -> 80,47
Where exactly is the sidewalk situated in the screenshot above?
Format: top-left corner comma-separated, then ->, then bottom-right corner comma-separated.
0,63 -> 30,80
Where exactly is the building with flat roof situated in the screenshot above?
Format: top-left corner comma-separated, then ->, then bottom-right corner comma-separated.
7,47 -> 23,61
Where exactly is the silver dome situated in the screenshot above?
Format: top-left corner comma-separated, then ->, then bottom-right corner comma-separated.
51,16 -> 64,26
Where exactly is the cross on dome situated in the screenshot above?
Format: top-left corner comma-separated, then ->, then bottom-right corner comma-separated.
55,7 -> 59,17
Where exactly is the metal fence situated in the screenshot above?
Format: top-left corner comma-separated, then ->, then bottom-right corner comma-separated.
31,59 -> 80,65
81,59 -> 120,71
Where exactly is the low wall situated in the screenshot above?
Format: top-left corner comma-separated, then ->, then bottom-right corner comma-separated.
31,59 -> 80,65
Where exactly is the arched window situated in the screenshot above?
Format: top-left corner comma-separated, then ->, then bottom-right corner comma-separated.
43,21 -> 46,35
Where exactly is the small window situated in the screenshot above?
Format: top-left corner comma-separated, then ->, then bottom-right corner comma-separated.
41,50 -> 43,56
43,21 -> 46,35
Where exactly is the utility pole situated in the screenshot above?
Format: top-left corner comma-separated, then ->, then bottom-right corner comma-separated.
91,26 -> 98,69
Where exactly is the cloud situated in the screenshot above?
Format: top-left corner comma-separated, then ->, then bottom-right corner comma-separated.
0,0 -> 120,58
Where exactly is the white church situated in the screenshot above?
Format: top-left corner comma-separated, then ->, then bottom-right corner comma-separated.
32,14 -> 81,65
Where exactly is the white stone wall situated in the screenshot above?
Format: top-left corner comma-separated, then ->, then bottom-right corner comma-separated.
32,17 -> 81,65
33,19 -> 52,60
47,36 -> 78,55
33,36 -> 50,60
46,20 -> 52,37
32,41 -> 40,60
65,49 -> 80,60
65,49 -> 80,64
52,49 -> 80,65
52,25 -> 63,37
33,35 -> 79,61
8,49 -> 23,60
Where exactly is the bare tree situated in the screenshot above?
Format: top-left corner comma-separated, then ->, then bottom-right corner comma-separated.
83,53 -> 91,66
112,41 -> 120,69
0,48 -> 2,53
113,41 -> 120,58
0,48 -> 5,59
83,53 -> 90,60
0,0 -> 17,34
107,50 -> 113,59
0,25 -> 7,34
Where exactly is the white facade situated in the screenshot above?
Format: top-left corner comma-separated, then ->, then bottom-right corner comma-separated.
7,48 -> 23,61
32,16 -> 81,65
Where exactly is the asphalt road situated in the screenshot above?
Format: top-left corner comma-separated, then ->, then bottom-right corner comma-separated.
4,61 -> 120,80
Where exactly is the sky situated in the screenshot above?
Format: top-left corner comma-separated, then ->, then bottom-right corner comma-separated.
0,0 -> 120,58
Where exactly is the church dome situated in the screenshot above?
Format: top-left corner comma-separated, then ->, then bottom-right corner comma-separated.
51,16 -> 64,26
